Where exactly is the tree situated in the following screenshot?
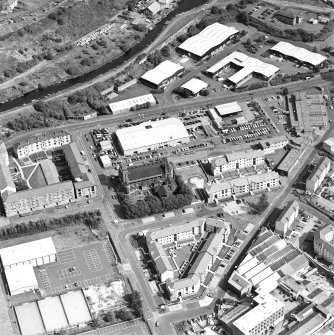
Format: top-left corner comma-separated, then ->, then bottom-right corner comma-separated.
245,38 -> 251,46
160,45 -> 171,58
211,5 -> 219,14
104,311 -> 115,323
226,4 -> 235,11
312,46 -> 318,53
282,87 -> 289,96
128,290 -> 143,317
115,309 -> 133,321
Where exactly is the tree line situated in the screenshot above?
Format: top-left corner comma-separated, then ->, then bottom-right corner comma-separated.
0,210 -> 102,240
119,176 -> 193,219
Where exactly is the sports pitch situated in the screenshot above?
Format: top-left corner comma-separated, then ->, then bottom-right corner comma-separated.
35,241 -> 119,295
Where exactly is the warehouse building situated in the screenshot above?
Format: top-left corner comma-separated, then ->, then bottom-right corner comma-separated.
177,23 -> 239,60
276,148 -> 304,177
206,51 -> 279,87
140,60 -> 184,89
180,78 -> 208,97
270,41 -> 326,69
275,200 -> 299,235
116,117 -> 189,156
276,8 -> 301,26
306,156 -> 330,193
13,130 -> 71,159
108,93 -> 156,114
215,101 -> 243,118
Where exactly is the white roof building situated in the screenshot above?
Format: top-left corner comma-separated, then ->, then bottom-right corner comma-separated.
116,117 -> 189,155
215,101 -> 242,116
270,41 -> 326,67
108,94 -> 156,114
5,264 -> 38,295
178,23 -> 238,58
140,60 -> 184,87
323,137 -> 334,155
0,237 -> 56,269
207,51 -> 279,85
100,154 -> 112,168
181,78 -> 208,95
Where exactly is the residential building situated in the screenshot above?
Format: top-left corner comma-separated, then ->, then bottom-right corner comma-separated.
322,137 -> 334,156
3,181 -> 75,217
314,225 -> 334,263
276,8 -> 301,26
205,51 -> 279,87
177,23 -> 239,60
115,118 -> 190,156
108,93 -> 156,114
147,218 -> 230,300
232,294 -> 285,335
258,136 -> 289,154
63,143 -> 97,200
206,171 -> 280,202
275,200 -> 299,235
119,157 -> 176,194
210,149 -> 265,176
180,78 -> 208,97
0,159 -> 16,198
0,142 -> 9,166
140,60 -> 184,89
143,1 -> 160,17
13,130 -> 71,159
306,156 -> 330,193
270,41 -> 326,70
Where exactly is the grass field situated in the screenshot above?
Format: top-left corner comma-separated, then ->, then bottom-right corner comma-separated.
28,164 -> 47,188
21,164 -> 36,179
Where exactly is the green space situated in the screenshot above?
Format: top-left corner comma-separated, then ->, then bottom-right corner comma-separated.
173,244 -> 193,268
21,164 -> 36,179
28,164 -> 47,188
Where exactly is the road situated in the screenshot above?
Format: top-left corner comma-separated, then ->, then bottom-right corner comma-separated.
4,76 -> 330,149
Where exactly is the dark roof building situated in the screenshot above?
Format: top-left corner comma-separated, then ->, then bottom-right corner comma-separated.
276,8 -> 301,26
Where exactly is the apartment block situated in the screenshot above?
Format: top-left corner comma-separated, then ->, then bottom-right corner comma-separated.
210,150 -> 265,176
13,130 -> 71,159
3,181 -> 75,217
314,225 -> 334,263
322,137 -> 334,156
258,136 -> 289,155
306,156 -> 331,193
275,200 -> 299,235
206,172 -> 280,202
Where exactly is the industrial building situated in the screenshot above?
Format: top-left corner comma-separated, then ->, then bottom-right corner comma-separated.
288,91 -> 328,134
180,78 -> 208,97
115,117 -> 190,156
177,23 -> 239,60
118,157 -> 176,194
275,200 -> 299,235
276,8 -> 301,25
205,51 -> 279,87
108,93 -> 156,114
258,135 -> 289,154
228,229 -> 309,299
63,143 -> 97,200
3,181 -> 75,217
13,130 -> 71,159
270,41 -> 326,69
232,294 -> 285,335
322,137 -> 334,156
314,225 -> 334,263
306,156 -> 330,193
209,149 -> 265,176
0,237 -> 56,295
140,60 -> 184,89
214,101 -> 243,118
146,218 -> 230,300
143,1 -> 160,17
206,171 -> 280,202
276,148 -> 304,177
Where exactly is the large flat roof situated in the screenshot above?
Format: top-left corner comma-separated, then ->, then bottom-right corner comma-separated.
178,23 -> 238,58
108,94 -> 156,113
116,117 -> 189,153
0,159 -> 15,193
271,41 -> 326,67
181,78 -> 208,94
15,302 -> 45,335
215,101 -> 242,116
0,237 -> 56,268
5,264 -> 38,295
207,51 -> 279,83
140,60 -> 184,86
